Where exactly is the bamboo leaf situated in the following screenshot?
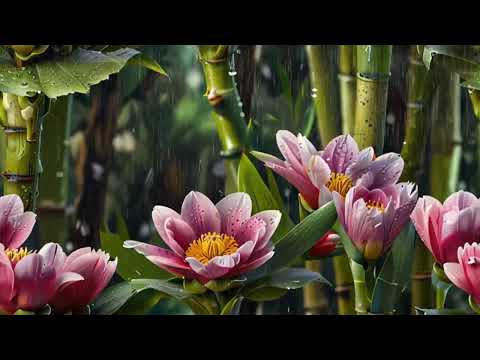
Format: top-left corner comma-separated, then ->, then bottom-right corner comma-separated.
415,307 -> 473,315
115,288 -> 165,315
237,153 -> 294,243
301,105 -> 316,138
100,228 -> 172,281
244,287 -> 288,302
0,48 -> 140,98
265,201 -> 337,272
90,281 -> 136,315
370,222 -> 416,314
220,296 -> 244,315
127,54 -> 169,78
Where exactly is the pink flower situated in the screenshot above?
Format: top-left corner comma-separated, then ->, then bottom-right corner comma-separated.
0,194 -> 36,249
444,242 -> 480,304
0,243 -> 83,314
410,191 -> 480,265
124,191 -> 281,284
253,131 -> 404,209
333,183 -> 418,261
50,248 -> 117,313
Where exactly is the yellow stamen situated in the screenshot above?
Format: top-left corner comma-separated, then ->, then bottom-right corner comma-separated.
366,200 -> 385,212
185,232 -> 239,265
326,172 -> 353,198
5,247 -> 31,265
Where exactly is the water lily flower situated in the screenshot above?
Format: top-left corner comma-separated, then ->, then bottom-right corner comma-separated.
309,231 -> 339,257
444,242 -> 480,305
333,183 -> 418,261
50,248 -> 117,313
124,191 -> 281,284
253,130 -> 404,209
0,194 -> 36,249
0,243 -> 83,314
410,191 -> 480,265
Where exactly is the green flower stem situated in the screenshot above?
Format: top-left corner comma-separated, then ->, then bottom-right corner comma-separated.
1,92 -> 44,211
198,46 -> 249,193
433,262 -> 451,309
305,45 -> 341,147
353,45 -> 392,152
350,260 -> 370,315
400,47 -> 434,313
338,45 -> 356,135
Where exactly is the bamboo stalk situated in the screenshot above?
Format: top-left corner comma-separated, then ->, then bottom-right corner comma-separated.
353,45 -> 392,152
429,69 -> 461,308
305,45 -> 342,147
1,92 -> 44,211
333,254 -> 355,314
37,95 -> 72,246
198,45 -> 249,193
338,45 -> 356,135
400,46 -> 434,313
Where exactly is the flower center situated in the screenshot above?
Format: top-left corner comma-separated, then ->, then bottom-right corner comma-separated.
326,172 -> 353,198
366,200 -> 385,212
185,232 -> 239,265
5,247 -> 30,265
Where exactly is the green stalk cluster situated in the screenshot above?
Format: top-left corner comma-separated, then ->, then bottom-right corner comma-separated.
338,45 -> 356,135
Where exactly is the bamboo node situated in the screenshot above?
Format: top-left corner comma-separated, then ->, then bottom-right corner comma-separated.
411,272 -> 432,280
338,73 -> 355,83
357,72 -> 390,82
198,54 -> 228,65
407,101 -> 425,109
2,173 -> 34,183
3,126 -> 26,134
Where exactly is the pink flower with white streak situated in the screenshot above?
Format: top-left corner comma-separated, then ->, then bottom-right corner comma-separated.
50,248 -> 117,313
333,183 -> 418,261
410,191 -> 480,265
444,242 -> 480,304
0,243 -> 83,314
124,191 -> 281,284
0,194 -> 36,249
253,131 -> 404,210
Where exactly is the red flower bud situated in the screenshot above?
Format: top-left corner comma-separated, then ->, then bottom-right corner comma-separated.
309,231 -> 339,257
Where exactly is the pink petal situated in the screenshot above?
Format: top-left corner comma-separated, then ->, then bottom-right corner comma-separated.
444,191 -> 480,211
216,192 -> 252,236
124,240 -> 190,270
306,155 -> 331,190
236,249 -> 275,274
38,243 -> 67,270
237,240 -> 255,264
152,206 -> 195,256
250,150 -> 285,168
181,191 -> 221,237
322,135 -> 359,173
318,186 -> 333,208
246,210 -> 281,251
346,147 -> 374,181
186,254 -> 239,280
0,246 -> 14,306
63,247 -> 94,269
366,152 -> 404,189
14,253 -> 56,310
297,133 -> 319,169
55,272 -> 84,292
444,262 -> 471,295
3,212 -> 36,249
276,130 -> 304,174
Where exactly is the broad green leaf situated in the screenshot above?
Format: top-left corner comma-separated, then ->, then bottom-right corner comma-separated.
432,269 -> 453,308
204,276 -> 247,292
0,48 -> 140,98
266,168 -> 288,216
266,201 -> 337,272
128,54 -> 169,78
100,231 -> 172,281
259,267 -> 331,289
220,296 -> 244,315
422,45 -> 480,71
238,154 -> 294,243
370,222 -> 416,314
91,281 -> 136,315
183,294 -> 219,315
116,288 -> 165,315
130,279 -> 190,300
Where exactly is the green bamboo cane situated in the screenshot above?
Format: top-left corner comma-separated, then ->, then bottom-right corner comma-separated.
400,46 -> 434,313
353,45 -> 392,152
429,70 -> 461,308
305,45 -> 341,147
338,45 -> 356,135
37,95 -> 72,246
350,260 -> 370,315
197,46 -> 249,194
1,92 -> 44,211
